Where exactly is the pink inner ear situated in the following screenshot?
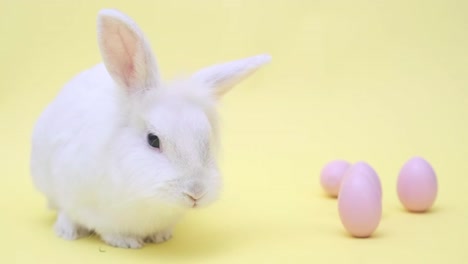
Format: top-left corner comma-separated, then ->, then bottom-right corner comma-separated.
101,19 -> 140,89
116,25 -> 137,87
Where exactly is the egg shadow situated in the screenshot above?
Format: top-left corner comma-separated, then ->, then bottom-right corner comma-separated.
319,191 -> 338,200
397,205 -> 442,215
337,229 -> 386,240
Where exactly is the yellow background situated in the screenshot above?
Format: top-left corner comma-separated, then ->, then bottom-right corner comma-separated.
1,0 -> 467,263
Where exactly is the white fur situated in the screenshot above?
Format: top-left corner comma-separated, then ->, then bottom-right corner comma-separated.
30,9 -> 270,248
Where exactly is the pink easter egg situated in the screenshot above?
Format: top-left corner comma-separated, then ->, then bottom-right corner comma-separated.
320,160 -> 351,197
397,157 -> 438,212
338,162 -> 382,238
351,161 -> 382,199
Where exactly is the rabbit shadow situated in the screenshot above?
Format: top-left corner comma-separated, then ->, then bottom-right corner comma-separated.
142,218 -> 249,259
33,210 -> 250,259
82,212 -> 253,260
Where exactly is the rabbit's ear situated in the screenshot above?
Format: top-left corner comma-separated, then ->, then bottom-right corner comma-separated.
97,9 -> 160,93
192,54 -> 271,97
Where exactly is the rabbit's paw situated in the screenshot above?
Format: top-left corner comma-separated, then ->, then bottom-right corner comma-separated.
54,213 -> 91,240
101,234 -> 144,249
144,229 -> 173,244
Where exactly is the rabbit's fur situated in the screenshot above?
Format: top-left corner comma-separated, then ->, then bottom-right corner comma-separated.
30,9 -> 270,248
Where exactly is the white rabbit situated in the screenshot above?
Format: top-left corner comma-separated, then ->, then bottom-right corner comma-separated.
30,9 -> 270,249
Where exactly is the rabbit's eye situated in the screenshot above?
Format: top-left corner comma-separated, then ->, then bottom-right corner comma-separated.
147,133 -> 160,149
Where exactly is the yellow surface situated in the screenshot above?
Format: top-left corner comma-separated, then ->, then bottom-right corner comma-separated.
1,0 -> 467,263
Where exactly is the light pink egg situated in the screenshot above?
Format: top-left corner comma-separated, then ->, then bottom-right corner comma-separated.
397,157 -> 438,212
338,162 -> 382,238
352,161 -> 382,199
320,160 -> 351,197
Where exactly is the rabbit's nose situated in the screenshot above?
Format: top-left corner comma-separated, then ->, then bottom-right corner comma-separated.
183,183 -> 206,201
183,191 -> 206,201
184,193 -> 197,202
